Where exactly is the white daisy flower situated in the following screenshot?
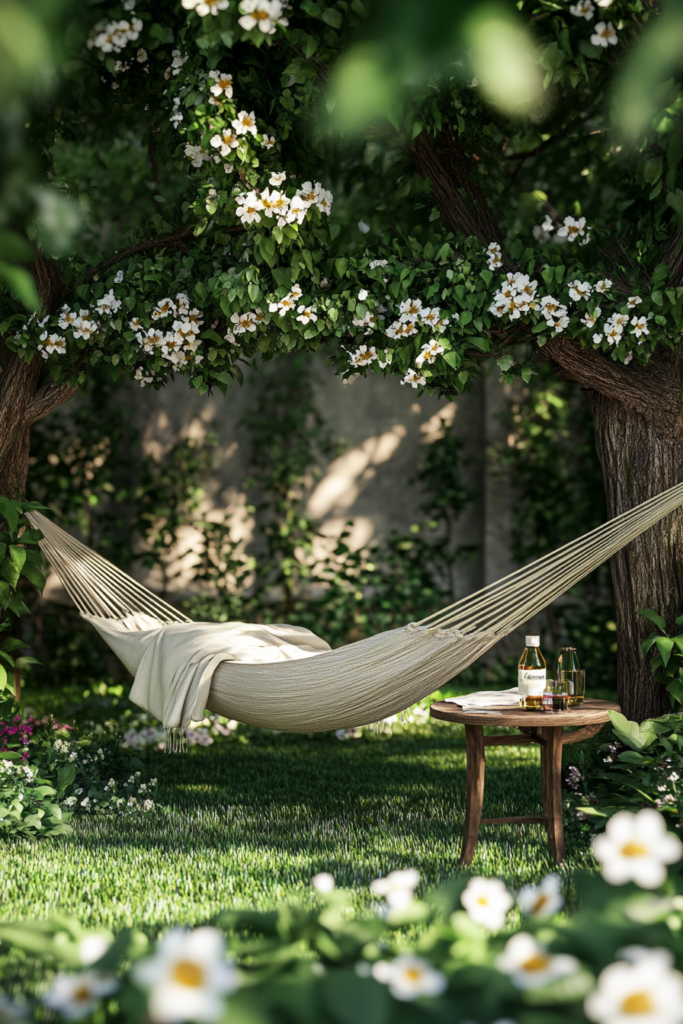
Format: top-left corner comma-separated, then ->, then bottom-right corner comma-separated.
609,312 -> 629,330
58,306 -> 78,330
296,181 -> 319,205
631,316 -> 649,339
488,253 -> 503,269
591,20 -> 618,46
96,289 -> 122,316
236,192 -> 263,225
181,0 -> 230,17
43,972 -> 119,1020
315,188 -> 333,215
557,215 -> 587,241
230,311 -> 257,333
349,344 -> 377,368
262,134 -> 275,149
594,278 -> 612,293
370,868 -> 419,908
569,0 -> 594,18
232,110 -> 258,136
415,339 -> 445,367
371,956 -> 447,1002
210,130 -> 239,156
136,47 -> 147,62
585,947 -> 683,1024
399,297 -> 423,320
311,872 -> 335,893
114,270 -> 124,284
568,279 -> 592,301
171,50 -> 188,75
461,877 -> 513,932
131,927 -> 239,1024
627,295 -> 643,307
517,873 -> 564,919
486,241 -> 501,255
151,299 -> 176,320
72,314 -> 99,341
296,305 -> 317,324
170,111 -> 183,128
285,195 -> 308,225
369,259 -> 388,269
290,283 -> 303,299
580,307 -> 601,328
604,324 -> 623,345
269,170 -> 287,186
496,933 -> 580,990
343,373 -> 360,387
238,0 -> 288,35
592,809 -> 683,887
401,368 -> 427,389
208,70 -> 233,98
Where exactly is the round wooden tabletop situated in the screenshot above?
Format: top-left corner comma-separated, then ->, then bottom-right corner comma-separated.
429,697 -> 620,728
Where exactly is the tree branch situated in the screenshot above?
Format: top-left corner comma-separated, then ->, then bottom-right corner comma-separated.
505,112 -> 595,161
541,336 -> 683,438
26,379 -> 79,425
411,128 -> 503,247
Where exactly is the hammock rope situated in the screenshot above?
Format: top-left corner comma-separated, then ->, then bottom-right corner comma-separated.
24,480 -> 683,732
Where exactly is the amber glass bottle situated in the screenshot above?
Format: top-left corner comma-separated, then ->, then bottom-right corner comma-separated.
518,635 -> 547,710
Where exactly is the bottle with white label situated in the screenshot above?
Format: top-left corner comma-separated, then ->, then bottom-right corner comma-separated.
518,635 -> 546,710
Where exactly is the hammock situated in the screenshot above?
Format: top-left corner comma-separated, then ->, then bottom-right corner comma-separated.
25,481 -> 683,732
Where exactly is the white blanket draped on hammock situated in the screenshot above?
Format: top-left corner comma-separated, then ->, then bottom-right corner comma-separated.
87,615 -> 330,737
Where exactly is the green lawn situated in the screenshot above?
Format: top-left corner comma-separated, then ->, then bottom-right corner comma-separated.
0,729 -> 596,933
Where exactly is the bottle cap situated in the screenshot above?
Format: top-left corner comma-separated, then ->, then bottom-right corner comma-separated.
525,635 -> 540,647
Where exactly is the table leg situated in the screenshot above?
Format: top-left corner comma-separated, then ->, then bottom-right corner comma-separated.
540,727 -> 566,863
460,725 -> 485,866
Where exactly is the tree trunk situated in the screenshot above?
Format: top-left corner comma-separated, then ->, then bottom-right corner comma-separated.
0,427 -> 32,498
589,388 -> 683,720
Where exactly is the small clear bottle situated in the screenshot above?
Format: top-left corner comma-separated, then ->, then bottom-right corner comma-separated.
518,635 -> 547,710
557,647 -> 583,706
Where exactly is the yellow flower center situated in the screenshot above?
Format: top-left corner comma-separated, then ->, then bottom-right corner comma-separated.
172,961 -> 205,988
242,116 -> 253,126
522,954 -> 551,973
477,897 -> 489,906
621,842 -> 648,857
219,77 -> 231,88
532,893 -> 549,913
73,985 -> 93,1004
253,9 -> 269,19
621,992 -> 654,1014
403,968 -> 423,983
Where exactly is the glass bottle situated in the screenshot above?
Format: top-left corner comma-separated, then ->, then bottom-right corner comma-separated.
518,635 -> 546,710
557,647 -> 583,706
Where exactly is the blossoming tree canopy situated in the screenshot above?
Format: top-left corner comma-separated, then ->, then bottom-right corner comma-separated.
2,0 -> 683,719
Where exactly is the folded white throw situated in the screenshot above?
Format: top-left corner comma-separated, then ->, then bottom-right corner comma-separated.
86,615 -> 330,731
445,687 -> 519,709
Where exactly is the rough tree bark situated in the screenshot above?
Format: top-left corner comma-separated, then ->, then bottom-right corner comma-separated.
412,126 -> 683,721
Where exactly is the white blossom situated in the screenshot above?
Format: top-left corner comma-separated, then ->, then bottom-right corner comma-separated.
43,972 -> 119,1020
171,50 -> 188,75
627,295 -> 643,307
569,0 -> 594,18
371,956 -> 447,1002
591,20 -> 618,46
415,339 -> 445,367
238,0 -> 288,35
296,305 -> 317,325
631,316 -> 649,340
114,270 -> 124,284
151,299 -> 177,320
131,928 -> 239,1023
72,314 -> 99,341
386,320 -> 417,340
369,259 -> 388,269
401,368 -> 427,389
96,289 -> 122,316
349,344 -> 377,368
585,947 -> 683,1024
568,279 -> 592,302
461,877 -> 513,931
594,278 -> 612,293
210,130 -> 239,156
593,809 -> 683,887
557,215 -> 587,241
581,307 -> 601,329
262,134 -> 275,149
311,872 -> 336,893
496,933 -> 580,990
358,220 -> 371,234
231,311 -> 257,333
269,170 -> 287,187
136,47 -> 147,62
343,373 -> 360,387
236,192 -> 263,225
370,868 -> 419,909
208,70 -> 233,98
181,0 -> 230,17
517,873 -> 564,918
232,110 -> 258,136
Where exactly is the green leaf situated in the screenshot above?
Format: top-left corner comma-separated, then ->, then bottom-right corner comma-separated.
639,608 -> 667,631
0,263 -> 39,312
0,229 -> 32,264
335,257 -> 349,278
9,546 -> 26,574
321,7 -> 342,28
0,498 -> 19,534
608,710 -> 659,751
469,337 -> 489,352
656,636 -> 675,667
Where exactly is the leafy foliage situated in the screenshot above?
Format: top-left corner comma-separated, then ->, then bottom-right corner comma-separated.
638,607 -> 683,708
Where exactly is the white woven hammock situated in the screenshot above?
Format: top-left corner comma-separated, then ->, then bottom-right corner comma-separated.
25,482 -> 683,732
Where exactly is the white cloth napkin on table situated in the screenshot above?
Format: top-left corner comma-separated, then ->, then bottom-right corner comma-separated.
445,686 -> 519,709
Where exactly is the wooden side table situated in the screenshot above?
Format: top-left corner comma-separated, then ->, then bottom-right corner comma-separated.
429,698 -> 620,865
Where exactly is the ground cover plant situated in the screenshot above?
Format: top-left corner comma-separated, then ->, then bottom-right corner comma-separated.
1,804 -> 683,1024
